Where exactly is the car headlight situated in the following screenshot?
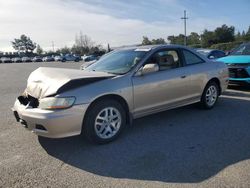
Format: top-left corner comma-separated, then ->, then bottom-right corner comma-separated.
39,97 -> 76,110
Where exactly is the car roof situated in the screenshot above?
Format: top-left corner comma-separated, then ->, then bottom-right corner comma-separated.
113,44 -> 208,61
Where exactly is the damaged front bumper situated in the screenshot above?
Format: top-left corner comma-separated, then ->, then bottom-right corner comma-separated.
12,97 -> 89,138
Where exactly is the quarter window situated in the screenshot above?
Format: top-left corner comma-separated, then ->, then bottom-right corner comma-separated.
183,50 -> 204,65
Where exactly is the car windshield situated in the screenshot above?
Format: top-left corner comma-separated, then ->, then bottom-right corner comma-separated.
86,49 -> 148,74
231,43 -> 250,55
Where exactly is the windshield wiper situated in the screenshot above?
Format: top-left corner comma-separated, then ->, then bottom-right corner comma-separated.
91,69 -> 122,75
105,71 -> 123,75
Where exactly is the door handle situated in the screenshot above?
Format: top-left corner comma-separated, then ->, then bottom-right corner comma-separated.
181,75 -> 186,79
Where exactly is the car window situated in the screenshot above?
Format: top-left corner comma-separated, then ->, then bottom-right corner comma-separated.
183,50 -> 204,65
146,50 -> 180,71
86,49 -> 148,74
231,43 -> 250,55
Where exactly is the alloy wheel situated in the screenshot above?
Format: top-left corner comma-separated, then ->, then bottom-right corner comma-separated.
205,85 -> 218,107
94,107 -> 122,139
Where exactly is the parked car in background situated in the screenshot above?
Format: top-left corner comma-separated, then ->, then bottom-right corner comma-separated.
12,57 -> 22,63
1,57 -> 12,63
82,55 -> 99,62
62,54 -> 80,62
42,56 -> 55,62
217,42 -> 250,85
32,56 -> 43,62
12,45 -> 228,144
22,57 -> 32,63
196,49 -> 226,59
54,55 -> 64,62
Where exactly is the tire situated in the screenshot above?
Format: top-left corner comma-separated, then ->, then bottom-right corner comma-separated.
83,99 -> 126,144
200,81 -> 219,109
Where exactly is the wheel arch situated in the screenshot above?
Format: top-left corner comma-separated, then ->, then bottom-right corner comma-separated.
205,77 -> 221,95
82,94 -> 132,133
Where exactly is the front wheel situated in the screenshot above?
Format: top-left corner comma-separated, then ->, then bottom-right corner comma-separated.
83,99 -> 126,144
200,82 -> 219,109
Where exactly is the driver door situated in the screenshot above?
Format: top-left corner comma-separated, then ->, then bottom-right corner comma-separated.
132,49 -> 190,118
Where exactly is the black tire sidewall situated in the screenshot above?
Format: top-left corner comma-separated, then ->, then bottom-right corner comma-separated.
83,99 -> 126,144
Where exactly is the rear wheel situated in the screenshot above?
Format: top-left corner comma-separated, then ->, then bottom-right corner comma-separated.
83,99 -> 126,144
200,82 -> 219,109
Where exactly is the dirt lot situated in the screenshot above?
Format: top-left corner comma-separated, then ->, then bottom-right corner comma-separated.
0,62 -> 250,188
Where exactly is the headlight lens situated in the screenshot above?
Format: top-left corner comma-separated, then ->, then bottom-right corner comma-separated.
39,97 -> 76,110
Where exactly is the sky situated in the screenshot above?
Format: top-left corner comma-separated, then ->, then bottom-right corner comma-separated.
0,0 -> 249,52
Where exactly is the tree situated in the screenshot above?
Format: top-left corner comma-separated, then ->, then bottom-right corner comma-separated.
142,36 -> 166,45
243,26 -> 250,41
72,32 -> 106,55
72,32 -> 96,55
142,36 -> 152,45
188,32 -> 200,45
56,46 -> 71,55
167,35 -> 175,44
214,24 -> 235,43
246,26 -> 250,35
235,31 -> 242,42
167,34 -> 185,45
12,34 -> 36,54
36,44 -> 43,55
151,38 -> 166,45
89,45 -> 106,56
201,29 -> 216,47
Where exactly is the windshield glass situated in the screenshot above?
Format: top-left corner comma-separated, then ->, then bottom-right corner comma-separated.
231,43 -> 250,55
86,49 -> 148,74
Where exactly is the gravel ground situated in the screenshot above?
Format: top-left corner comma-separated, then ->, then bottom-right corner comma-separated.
0,62 -> 250,188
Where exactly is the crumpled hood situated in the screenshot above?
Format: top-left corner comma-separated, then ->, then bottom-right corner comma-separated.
217,55 -> 250,64
26,67 -> 114,99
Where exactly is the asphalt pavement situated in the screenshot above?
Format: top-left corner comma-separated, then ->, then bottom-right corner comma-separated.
0,62 -> 250,188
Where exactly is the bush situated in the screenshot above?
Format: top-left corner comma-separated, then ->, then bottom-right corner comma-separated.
188,44 -> 202,49
209,41 -> 246,51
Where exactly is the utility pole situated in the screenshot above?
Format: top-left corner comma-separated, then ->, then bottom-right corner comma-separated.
181,10 -> 188,46
107,43 -> 111,52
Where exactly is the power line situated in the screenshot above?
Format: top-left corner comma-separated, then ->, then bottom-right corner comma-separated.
181,10 -> 188,46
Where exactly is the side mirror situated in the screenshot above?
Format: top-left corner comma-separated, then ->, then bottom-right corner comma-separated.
209,55 -> 215,59
136,63 -> 159,76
